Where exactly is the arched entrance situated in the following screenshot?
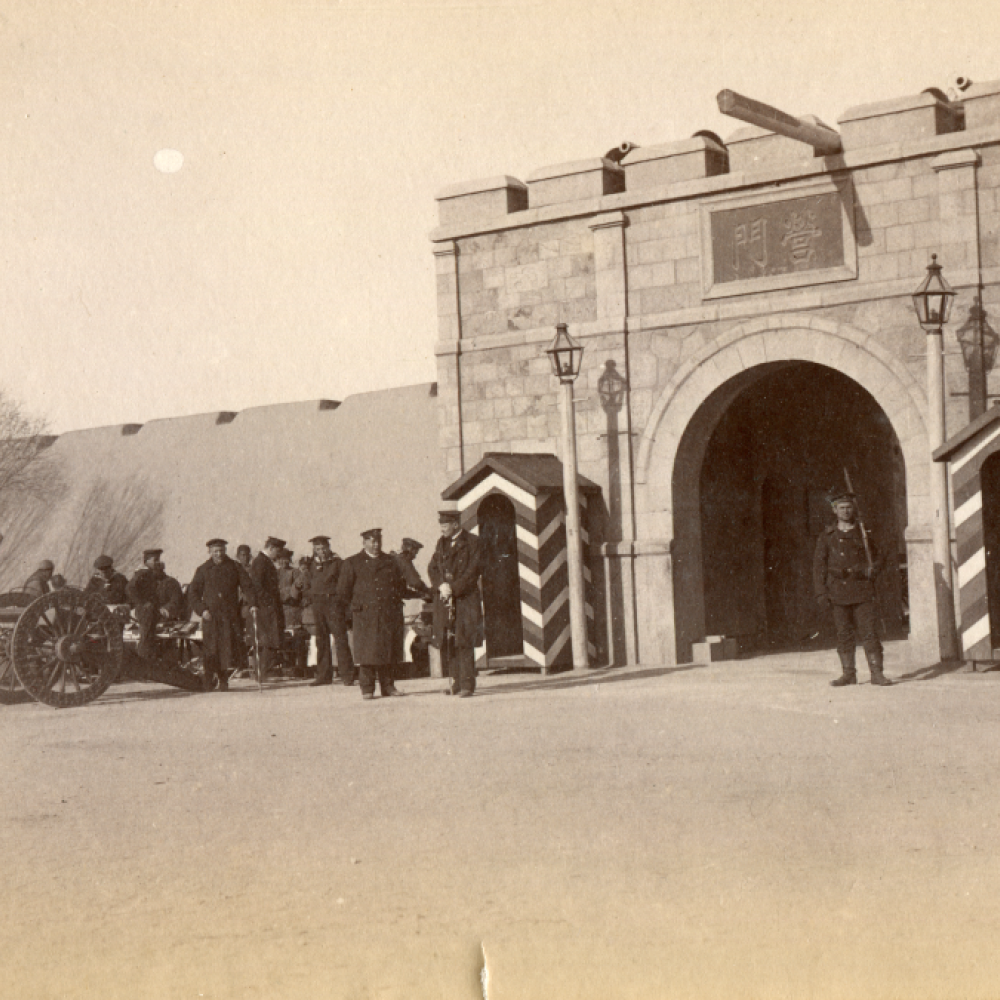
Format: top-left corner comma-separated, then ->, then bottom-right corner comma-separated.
634,316 -> 933,667
477,493 -> 524,659
697,362 -> 907,654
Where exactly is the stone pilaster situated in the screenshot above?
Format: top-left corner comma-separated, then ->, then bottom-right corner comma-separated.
434,242 -> 465,482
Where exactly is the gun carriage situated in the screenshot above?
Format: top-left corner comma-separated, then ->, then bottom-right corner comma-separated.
0,587 -> 207,708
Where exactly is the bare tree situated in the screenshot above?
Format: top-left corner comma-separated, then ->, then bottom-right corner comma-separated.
0,389 -> 62,515
0,389 -> 66,588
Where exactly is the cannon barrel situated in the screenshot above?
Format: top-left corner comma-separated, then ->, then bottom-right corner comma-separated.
717,89 -> 842,155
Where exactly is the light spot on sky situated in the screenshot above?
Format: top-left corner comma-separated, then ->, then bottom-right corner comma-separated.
153,149 -> 184,174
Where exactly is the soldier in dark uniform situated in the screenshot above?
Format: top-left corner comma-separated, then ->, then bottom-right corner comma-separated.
338,528 -> 406,700
429,507 -> 484,698
188,539 -> 257,691
155,559 -> 188,620
814,488 -> 891,687
392,538 -> 433,600
23,560 -> 55,598
85,555 -> 129,604
127,548 -> 165,660
277,548 -> 308,677
391,537 -> 432,678
303,535 -> 355,687
251,537 -> 286,680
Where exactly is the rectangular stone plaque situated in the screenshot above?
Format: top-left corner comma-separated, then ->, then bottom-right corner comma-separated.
699,179 -> 857,299
711,192 -> 844,284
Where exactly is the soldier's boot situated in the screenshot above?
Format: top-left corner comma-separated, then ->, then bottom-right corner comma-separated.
830,649 -> 857,687
865,645 -> 892,686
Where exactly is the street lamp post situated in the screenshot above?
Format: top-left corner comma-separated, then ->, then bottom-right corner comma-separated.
546,323 -> 589,670
912,254 -> 960,661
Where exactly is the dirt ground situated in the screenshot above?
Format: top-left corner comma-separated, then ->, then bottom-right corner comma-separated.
4,643 -> 1000,1000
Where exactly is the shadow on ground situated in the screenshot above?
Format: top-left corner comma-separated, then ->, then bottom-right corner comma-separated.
409,664 -> 708,699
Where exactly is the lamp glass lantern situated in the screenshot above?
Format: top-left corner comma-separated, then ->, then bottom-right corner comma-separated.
912,254 -> 956,331
546,323 -> 584,383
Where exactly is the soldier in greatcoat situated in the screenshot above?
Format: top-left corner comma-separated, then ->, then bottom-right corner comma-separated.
251,537 -> 286,679
428,507 -> 483,698
814,488 -> 891,687
337,527 -> 406,700
188,538 -> 257,691
303,535 -> 355,686
127,548 -> 165,660
86,555 -> 129,604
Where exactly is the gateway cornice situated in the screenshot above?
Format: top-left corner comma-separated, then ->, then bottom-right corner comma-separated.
429,123 -> 1000,243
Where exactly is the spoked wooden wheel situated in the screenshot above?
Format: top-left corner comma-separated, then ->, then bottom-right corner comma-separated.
11,589 -> 123,708
0,591 -> 35,704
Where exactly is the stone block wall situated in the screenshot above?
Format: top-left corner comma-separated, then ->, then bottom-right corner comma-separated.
432,80 -> 1000,667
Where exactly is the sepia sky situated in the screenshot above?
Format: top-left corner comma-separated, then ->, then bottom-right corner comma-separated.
1,0 -> 995,432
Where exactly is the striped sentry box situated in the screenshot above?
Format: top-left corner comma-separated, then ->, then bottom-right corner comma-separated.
442,453 -> 599,671
935,407 -> 1000,662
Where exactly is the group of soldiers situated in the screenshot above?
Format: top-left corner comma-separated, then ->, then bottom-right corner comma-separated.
19,503 -> 487,699
14,486 -> 884,693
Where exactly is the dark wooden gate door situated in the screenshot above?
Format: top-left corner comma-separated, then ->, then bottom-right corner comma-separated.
477,494 -> 523,659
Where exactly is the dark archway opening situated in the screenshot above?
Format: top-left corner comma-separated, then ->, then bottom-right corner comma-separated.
699,362 -> 908,654
478,494 -> 524,659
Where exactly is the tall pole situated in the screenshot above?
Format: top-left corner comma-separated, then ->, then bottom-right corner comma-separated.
927,326 -> 960,660
561,380 -> 589,669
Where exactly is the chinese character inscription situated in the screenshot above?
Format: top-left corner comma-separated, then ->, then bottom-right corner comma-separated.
711,192 -> 844,286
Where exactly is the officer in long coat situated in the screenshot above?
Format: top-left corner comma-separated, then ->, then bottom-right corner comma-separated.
428,507 -> 483,697
813,488 -> 890,687
338,528 -> 406,700
251,537 -> 286,679
127,548 -> 165,660
303,535 -> 356,686
86,555 -> 129,604
188,539 -> 257,691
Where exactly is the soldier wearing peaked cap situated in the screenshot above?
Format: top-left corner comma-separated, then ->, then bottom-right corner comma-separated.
392,538 -> 432,601
188,539 -> 257,691
429,506 -> 483,698
251,537 -> 287,679
814,486 -> 891,687
338,528 -> 406,700
128,549 -> 165,660
303,535 -> 355,686
86,554 -> 129,604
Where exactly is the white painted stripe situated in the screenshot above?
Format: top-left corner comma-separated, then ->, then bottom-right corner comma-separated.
955,490 -> 983,527
521,602 -> 543,628
543,590 -> 567,626
963,613 -> 991,652
459,472 -> 537,513
583,565 -> 592,583
541,548 -> 567,587
586,602 -> 594,619
518,561 -> 541,590
515,523 -> 538,548
952,422 -> 1000,474
958,547 -> 986,587
524,642 -> 547,666
545,624 -> 571,665
538,512 -> 563,548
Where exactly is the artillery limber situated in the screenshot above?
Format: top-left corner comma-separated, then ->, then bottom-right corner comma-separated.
0,587 -> 210,708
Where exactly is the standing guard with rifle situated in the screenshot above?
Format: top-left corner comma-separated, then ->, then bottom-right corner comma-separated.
813,477 -> 892,687
429,504 -> 483,698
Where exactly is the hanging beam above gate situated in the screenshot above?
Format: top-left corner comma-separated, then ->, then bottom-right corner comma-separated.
717,89 -> 843,155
